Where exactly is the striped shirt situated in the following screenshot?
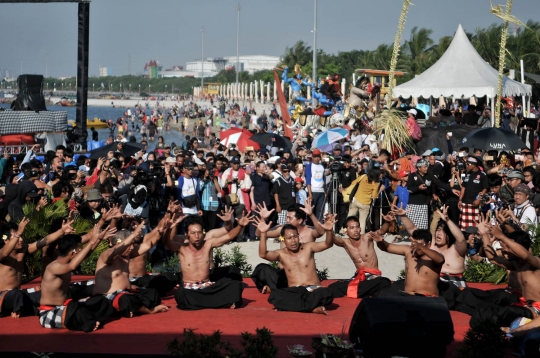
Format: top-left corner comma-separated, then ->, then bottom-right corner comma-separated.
200,178 -> 220,211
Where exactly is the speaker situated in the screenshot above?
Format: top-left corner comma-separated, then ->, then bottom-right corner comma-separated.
10,75 -> 47,111
349,296 -> 454,358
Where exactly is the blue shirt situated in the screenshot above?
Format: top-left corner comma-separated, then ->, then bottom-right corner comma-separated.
394,185 -> 409,209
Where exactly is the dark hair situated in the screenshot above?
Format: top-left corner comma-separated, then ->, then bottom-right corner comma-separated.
64,147 -> 74,158
100,184 -> 114,195
507,230 -> 531,250
459,147 -> 469,153
55,145 -> 66,151
412,229 -> 432,243
52,181 -> 73,198
287,204 -> 307,222
280,224 -> 298,237
0,222 -> 19,249
523,166 -> 536,176
57,234 -> 82,257
344,216 -> 360,229
488,174 -> 502,187
30,159 -> 43,169
436,220 -> 455,246
379,149 -> 391,158
184,216 -> 203,232
367,167 -> 381,184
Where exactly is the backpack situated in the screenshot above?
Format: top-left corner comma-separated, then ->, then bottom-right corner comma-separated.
411,120 -> 422,141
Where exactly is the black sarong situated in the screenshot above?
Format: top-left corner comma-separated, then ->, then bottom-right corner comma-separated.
174,278 -> 244,310
65,296 -> 114,332
0,289 -> 39,317
210,265 -> 243,282
268,286 -> 334,312
375,279 -> 460,309
454,288 -> 520,316
328,276 -> 391,298
470,303 -> 533,329
106,288 -> 161,317
132,273 -> 179,296
251,263 -> 288,292
69,280 -> 95,300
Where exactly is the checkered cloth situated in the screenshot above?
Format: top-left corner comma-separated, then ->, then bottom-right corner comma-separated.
39,303 -> 70,329
440,273 -> 467,288
406,204 -> 429,229
277,210 -> 288,225
460,203 -> 479,231
0,111 -> 67,135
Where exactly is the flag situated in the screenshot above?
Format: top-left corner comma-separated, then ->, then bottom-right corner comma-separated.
273,70 -> 293,140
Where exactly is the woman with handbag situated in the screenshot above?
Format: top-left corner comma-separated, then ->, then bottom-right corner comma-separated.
176,161 -> 202,233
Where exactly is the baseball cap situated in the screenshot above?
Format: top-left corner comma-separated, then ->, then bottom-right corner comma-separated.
514,183 -> 531,196
464,226 -> 478,234
312,149 -> 322,156
407,109 -> 417,116
194,157 -> 205,166
416,159 -> 428,167
333,144 -> 343,151
421,150 -> 432,157
230,157 -> 241,164
164,143 -> 171,148
295,177 -> 304,183
399,170 -> 410,178
507,170 -> 524,180
165,157 -> 176,164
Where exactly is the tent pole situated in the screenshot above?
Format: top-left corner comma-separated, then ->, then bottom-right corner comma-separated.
491,96 -> 495,127
429,96 -> 432,117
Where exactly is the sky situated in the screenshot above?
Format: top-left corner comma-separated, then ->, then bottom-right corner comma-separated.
0,0 -> 537,78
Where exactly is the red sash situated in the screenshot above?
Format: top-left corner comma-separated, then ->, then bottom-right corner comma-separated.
112,292 -> 129,311
39,298 -> 72,312
346,267 -> 382,298
439,273 -> 463,278
512,297 -> 540,316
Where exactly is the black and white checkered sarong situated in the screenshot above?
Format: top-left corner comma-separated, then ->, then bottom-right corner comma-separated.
277,210 -> 288,225
406,204 -> 429,229
0,111 -> 67,134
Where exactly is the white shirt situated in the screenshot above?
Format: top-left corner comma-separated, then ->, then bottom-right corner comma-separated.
181,177 -> 198,215
309,163 -> 325,193
514,200 -> 537,228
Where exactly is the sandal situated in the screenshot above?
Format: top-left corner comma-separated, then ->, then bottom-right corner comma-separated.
392,236 -> 403,243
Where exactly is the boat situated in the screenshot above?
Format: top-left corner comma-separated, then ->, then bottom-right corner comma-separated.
60,97 -> 76,107
67,118 -> 109,129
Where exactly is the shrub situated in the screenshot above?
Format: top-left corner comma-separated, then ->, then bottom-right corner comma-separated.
213,245 -> 252,277
463,259 -> 507,284
456,320 -> 508,358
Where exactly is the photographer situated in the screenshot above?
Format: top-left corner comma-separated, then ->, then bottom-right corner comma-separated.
272,162 -> 295,225
177,161 -> 202,224
200,162 -> 221,232
480,174 -> 503,218
499,170 -> 524,206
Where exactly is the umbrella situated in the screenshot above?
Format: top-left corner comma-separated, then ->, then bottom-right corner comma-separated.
311,128 -> 350,152
462,127 -> 527,151
250,132 -> 292,149
89,141 -> 145,159
219,128 -> 260,152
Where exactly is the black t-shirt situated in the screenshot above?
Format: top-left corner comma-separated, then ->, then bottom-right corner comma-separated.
339,166 -> 358,189
462,170 -> 489,204
251,173 -> 272,206
272,176 -> 295,209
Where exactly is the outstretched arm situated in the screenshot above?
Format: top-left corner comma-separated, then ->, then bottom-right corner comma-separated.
492,225 -> 540,269
391,204 -> 417,235
310,214 -> 336,253
300,198 -> 325,239
256,217 -> 280,261
162,212 -> 184,253
103,223 -> 143,265
372,231 -> 410,256
0,218 -> 29,260
478,223 -> 514,270
132,216 -> 169,257
438,206 -> 467,257
209,211 -> 253,248
412,241 -> 445,266
206,206 -> 234,239
28,219 -> 74,255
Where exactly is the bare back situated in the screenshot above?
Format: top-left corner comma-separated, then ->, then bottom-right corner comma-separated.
341,235 -> 379,271
431,244 -> 465,274
403,251 -> 442,296
278,243 -> 320,287
40,262 -> 71,306
93,249 -> 132,295
0,250 -> 26,291
514,262 -> 540,302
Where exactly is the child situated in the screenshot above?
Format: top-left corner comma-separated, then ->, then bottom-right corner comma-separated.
295,177 -> 307,205
392,170 -> 409,241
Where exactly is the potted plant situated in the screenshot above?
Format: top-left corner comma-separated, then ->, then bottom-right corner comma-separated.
311,334 -> 354,358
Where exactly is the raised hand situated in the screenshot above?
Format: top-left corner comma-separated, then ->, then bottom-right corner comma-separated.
235,211 -> 254,227
321,213 -> 337,231
490,225 -> 504,239
156,216 -> 169,234
254,202 -> 275,220
61,219 -> 75,234
132,221 -> 145,238
382,212 -> 396,223
170,212 -> 185,228
90,223 -> 102,241
17,217 -> 30,236
411,241 -> 425,256
253,216 -> 272,233
436,205 -> 449,222
167,200 -> 181,214
371,231 -> 385,243
299,197 -> 314,216
216,206 -> 234,222
98,225 -> 117,241
391,203 -> 409,217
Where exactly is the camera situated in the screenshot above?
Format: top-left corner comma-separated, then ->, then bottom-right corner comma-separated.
481,193 -> 491,203
501,201 -> 515,211
329,158 -> 344,172
456,161 -> 466,171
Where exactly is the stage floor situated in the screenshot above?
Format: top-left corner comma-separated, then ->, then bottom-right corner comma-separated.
0,277 -> 502,357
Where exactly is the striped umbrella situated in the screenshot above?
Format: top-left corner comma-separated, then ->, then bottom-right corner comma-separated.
219,128 -> 260,151
311,128 -> 349,152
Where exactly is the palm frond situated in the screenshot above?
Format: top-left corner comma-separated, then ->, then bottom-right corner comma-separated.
372,109 -> 414,155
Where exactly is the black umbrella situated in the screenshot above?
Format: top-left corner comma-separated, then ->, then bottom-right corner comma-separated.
89,141 -> 145,159
462,127 -> 527,151
250,133 -> 292,149
396,106 -> 426,119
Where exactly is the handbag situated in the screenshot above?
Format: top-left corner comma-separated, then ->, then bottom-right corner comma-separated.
182,178 -> 199,208
343,175 -> 365,203
225,193 -> 239,206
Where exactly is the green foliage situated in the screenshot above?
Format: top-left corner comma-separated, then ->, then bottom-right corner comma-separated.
158,254 -> 181,274
456,320 -> 509,358
316,267 -> 329,281
463,259 -> 507,284
397,269 -> 406,281
167,327 -> 278,358
79,240 -> 109,275
214,245 -> 252,278
146,261 -> 154,274
269,261 -> 279,270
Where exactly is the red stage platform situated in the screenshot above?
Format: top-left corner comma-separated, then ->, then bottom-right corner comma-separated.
0,277 -> 503,357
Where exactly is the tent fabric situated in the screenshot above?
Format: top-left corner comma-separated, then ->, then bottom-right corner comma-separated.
393,24 -> 532,99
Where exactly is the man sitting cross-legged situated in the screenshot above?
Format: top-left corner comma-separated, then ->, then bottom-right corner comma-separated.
39,225 -> 113,332
327,216 -> 391,299
373,223 -> 445,297
0,218 -> 74,318
250,199 -> 325,294
255,214 -> 336,315
166,211 -> 252,310
93,217 -> 169,317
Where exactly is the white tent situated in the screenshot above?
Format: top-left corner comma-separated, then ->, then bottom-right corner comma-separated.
393,24 -> 532,99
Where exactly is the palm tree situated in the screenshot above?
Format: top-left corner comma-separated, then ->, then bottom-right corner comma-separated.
280,40 -> 313,68
471,24 -> 502,68
402,27 -> 437,75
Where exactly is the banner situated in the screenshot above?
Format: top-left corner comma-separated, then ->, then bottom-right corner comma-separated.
273,70 -> 293,140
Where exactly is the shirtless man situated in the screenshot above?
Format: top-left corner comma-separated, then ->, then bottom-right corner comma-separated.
0,218 -> 74,318
393,204 -> 467,288
327,216 -> 391,298
373,224 -> 445,297
166,211 -> 252,310
251,200 -> 325,293
39,225 -> 112,331
256,214 -> 336,314
93,218 -> 169,317
470,223 -> 540,328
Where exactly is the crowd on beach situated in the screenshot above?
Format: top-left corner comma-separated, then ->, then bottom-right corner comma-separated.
1,94 -> 540,353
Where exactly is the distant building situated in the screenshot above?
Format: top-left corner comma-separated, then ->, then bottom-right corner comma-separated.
177,55 -> 280,78
144,60 -> 162,78
99,65 -> 108,77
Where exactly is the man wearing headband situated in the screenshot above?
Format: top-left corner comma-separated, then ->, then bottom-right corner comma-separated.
458,157 -> 489,231
406,159 -> 455,230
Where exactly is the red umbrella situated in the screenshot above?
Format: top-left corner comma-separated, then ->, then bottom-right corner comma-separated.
219,128 -> 260,152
